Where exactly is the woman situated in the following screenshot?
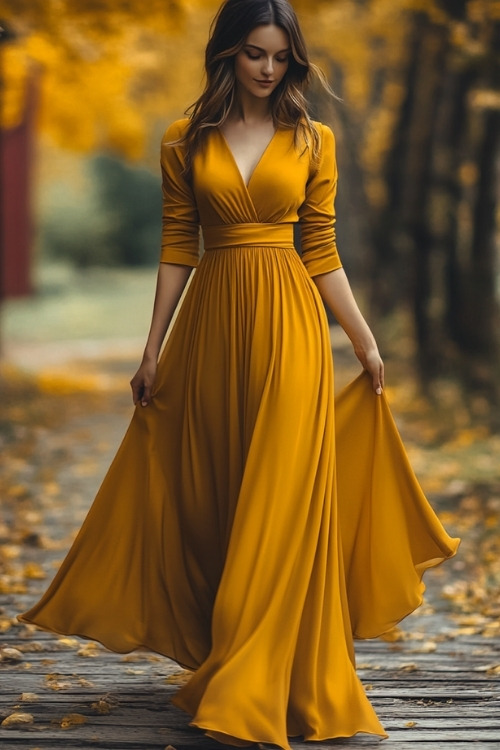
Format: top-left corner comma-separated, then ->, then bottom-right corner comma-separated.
20,1 -> 459,747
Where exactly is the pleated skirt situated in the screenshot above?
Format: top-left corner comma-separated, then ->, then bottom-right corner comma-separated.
19,244 -> 459,749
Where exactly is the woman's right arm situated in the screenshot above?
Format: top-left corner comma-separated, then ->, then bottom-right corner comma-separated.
130,262 -> 192,406
132,120 -> 200,405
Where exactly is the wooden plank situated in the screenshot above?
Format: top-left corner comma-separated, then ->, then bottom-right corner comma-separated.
1,726 -> 500,748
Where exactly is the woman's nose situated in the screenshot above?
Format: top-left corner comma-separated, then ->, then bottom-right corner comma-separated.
261,57 -> 274,76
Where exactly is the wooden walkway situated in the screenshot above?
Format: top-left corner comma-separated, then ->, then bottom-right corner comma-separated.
1,385 -> 499,749
1,610 -> 498,749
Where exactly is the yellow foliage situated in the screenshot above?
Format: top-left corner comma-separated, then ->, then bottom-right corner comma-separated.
0,0 -> 213,155
2,46 -> 30,128
0,0 -> 498,169
490,1 -> 500,21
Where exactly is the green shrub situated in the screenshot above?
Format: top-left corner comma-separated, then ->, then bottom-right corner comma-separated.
41,155 -> 162,267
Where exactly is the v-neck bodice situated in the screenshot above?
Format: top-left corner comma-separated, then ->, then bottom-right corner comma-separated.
217,128 -> 278,190
194,125 -> 305,225
159,118 -> 342,278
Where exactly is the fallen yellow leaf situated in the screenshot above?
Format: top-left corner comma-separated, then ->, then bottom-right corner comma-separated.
23,562 -> 46,580
0,646 -> 23,662
77,643 -> 99,658
45,673 -> 72,691
474,663 -> 500,673
483,626 -> 500,638
2,545 -> 21,560
0,578 -> 27,595
380,627 -> 404,642
58,713 -> 87,729
91,696 -> 118,714
164,671 -> 190,685
456,626 -> 481,636
399,663 -> 418,672
19,692 -> 39,702
57,637 -> 80,649
77,677 -> 96,688
410,640 -> 437,654
456,614 -> 488,626
1,712 -> 34,727
120,653 -> 144,662
18,641 -> 45,653
0,617 -> 13,633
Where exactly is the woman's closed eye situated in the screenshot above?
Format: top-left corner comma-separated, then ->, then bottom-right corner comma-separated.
244,50 -> 289,63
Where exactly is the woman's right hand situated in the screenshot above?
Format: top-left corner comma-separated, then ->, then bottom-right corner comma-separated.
130,354 -> 158,407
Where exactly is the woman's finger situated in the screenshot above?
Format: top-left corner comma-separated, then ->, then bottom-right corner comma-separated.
141,384 -> 152,407
130,377 -> 143,406
368,357 -> 384,395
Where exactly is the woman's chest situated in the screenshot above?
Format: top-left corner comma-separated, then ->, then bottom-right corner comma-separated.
192,129 -> 311,223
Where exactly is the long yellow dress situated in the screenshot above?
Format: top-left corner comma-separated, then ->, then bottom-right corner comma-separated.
19,119 -> 459,749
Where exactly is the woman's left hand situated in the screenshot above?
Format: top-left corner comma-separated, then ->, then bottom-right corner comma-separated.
355,346 -> 384,395
312,268 -> 385,395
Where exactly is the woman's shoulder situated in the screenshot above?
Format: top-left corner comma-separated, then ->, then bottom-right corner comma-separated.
311,120 -> 335,144
162,117 -> 190,144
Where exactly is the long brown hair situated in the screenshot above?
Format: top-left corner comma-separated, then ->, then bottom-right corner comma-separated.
180,0 -> 334,175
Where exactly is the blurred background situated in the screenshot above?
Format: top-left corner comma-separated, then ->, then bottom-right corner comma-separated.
0,0 -> 499,414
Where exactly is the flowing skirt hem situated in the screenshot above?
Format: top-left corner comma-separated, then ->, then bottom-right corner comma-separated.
16,615 -> 200,672
17,534 -> 459,655
353,542 -> 459,640
171,707 -> 389,750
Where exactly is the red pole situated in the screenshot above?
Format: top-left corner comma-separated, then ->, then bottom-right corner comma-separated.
0,43 -> 37,300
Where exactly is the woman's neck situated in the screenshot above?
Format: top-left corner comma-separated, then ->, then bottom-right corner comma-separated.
230,87 -> 273,125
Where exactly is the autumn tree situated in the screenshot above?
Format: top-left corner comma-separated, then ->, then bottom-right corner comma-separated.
0,0 -> 215,158
360,1 -> 500,398
301,0 -> 500,401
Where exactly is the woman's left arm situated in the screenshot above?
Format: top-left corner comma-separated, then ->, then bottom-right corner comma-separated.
313,267 -> 384,395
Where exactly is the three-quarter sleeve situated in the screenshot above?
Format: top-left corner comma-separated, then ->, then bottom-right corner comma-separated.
298,123 -> 342,278
160,120 -> 201,267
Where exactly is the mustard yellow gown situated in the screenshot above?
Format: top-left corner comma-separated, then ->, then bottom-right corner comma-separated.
19,119 -> 459,749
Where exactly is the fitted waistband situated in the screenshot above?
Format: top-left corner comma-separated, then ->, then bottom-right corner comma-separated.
202,223 -> 294,250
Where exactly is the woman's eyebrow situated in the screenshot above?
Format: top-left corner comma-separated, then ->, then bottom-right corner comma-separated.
244,44 -> 291,54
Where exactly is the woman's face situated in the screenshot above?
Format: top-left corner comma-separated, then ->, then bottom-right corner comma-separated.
234,24 -> 290,100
